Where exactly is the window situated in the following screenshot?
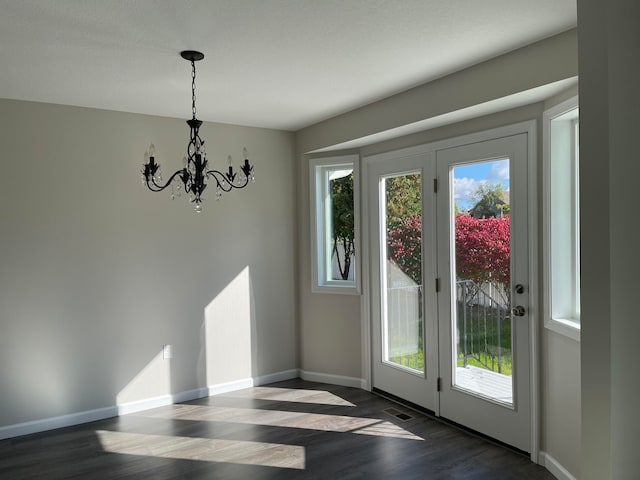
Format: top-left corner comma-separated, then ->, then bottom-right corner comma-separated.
543,96 -> 580,340
310,155 -> 360,294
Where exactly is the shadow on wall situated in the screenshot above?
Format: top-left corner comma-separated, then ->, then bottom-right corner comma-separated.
115,266 -> 258,411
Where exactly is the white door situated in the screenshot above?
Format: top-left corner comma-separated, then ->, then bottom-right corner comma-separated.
436,134 -> 531,452
369,133 -> 532,452
369,152 -> 439,413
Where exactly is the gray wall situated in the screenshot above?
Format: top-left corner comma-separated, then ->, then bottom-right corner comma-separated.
296,30 -> 581,477
0,99 -> 297,428
579,1 -> 640,478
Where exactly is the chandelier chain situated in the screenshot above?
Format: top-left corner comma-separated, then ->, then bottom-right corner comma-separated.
191,60 -> 197,119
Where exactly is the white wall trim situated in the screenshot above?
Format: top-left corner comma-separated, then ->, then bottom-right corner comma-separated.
308,154 -> 361,295
525,119 -> 541,464
0,369 -> 300,441
546,317 -> 580,342
360,154 -> 373,392
539,451 -> 578,480
254,369 -> 300,386
0,405 -> 119,441
118,387 -> 209,416
300,369 -> 364,389
542,95 -> 581,344
365,120 -> 538,165
206,377 -> 256,397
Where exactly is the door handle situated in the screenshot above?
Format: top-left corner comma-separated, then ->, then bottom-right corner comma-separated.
512,305 -> 526,317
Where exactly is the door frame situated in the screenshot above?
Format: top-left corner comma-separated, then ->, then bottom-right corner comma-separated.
360,120 -> 539,461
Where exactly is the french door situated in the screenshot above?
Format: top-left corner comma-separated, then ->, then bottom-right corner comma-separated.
369,132 -> 532,452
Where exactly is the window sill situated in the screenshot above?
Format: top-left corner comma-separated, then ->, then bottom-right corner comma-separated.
545,317 -> 580,342
311,282 -> 360,296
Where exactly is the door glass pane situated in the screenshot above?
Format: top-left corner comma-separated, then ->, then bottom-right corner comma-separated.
451,160 -> 512,404
382,173 -> 424,374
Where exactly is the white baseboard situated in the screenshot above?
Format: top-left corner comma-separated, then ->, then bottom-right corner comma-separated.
0,368 -> 301,441
300,369 -> 364,389
539,451 -> 577,480
0,405 -> 118,441
207,369 -> 301,396
117,386 -> 210,416
254,369 -> 300,386
207,377 -> 255,396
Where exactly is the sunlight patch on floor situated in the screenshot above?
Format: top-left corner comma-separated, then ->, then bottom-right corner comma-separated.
96,430 -> 305,469
221,387 -> 356,407
135,404 -> 423,441
354,421 -> 423,440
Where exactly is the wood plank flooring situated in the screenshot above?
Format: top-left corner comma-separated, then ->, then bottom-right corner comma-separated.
0,379 -> 555,479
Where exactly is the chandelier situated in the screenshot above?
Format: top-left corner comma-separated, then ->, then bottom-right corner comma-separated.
141,50 -> 254,213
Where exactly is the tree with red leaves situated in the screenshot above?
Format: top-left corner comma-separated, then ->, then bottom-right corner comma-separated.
387,215 -> 422,285
454,214 -> 510,288
387,213 -> 510,298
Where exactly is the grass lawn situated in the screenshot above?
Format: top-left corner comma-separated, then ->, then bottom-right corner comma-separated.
387,309 -> 513,376
457,307 -> 512,376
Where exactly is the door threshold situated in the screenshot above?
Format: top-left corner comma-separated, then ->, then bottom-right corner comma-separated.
372,387 -> 530,458
372,387 -> 435,417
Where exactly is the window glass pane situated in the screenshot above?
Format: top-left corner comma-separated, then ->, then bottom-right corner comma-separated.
549,108 -> 580,323
382,173 -> 424,373
328,169 -> 355,281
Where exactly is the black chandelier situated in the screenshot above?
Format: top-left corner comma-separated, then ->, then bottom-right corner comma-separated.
141,50 -> 254,213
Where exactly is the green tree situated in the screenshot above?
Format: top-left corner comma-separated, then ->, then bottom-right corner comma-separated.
385,174 -> 422,285
385,174 -> 421,230
469,182 -> 510,218
330,172 -> 355,280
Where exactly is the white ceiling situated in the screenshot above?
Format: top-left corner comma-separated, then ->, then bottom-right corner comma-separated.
0,0 -> 576,131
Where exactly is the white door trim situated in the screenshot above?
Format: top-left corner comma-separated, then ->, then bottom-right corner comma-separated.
361,120 -> 538,461
525,120 -> 539,463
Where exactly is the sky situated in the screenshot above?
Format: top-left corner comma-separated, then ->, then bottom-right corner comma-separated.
453,158 -> 510,211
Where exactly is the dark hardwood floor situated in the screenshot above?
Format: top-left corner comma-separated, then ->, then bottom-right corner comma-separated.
0,379 -> 555,479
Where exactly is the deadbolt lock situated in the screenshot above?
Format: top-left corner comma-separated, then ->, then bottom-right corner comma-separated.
515,284 -> 525,294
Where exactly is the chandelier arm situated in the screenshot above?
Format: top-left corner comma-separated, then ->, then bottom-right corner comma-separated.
206,170 -> 250,191
145,169 -> 186,192
207,171 -> 234,192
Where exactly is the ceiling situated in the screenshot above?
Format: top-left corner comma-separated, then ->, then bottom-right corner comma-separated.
0,0 -> 576,131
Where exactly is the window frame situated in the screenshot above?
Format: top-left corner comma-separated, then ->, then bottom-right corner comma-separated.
543,96 -> 580,341
309,155 -> 361,295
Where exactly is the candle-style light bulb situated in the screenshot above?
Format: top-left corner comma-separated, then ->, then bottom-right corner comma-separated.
148,144 -> 156,158
227,155 -> 233,168
242,147 -> 248,160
